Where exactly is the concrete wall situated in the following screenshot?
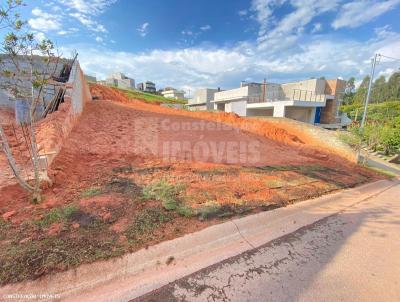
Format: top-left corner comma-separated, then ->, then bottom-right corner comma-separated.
281,79 -> 326,98
162,90 -> 185,100
225,100 -> 247,116
214,86 -> 249,101
247,108 -> 274,117
0,90 -> 14,109
188,104 -> 207,111
320,79 -> 346,124
285,106 -> 315,123
37,61 -> 91,167
0,55 -> 69,121
191,88 -> 218,109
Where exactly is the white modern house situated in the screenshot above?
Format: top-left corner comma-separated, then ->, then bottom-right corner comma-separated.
212,79 -> 346,125
161,88 -> 186,100
106,72 -> 135,89
188,88 -> 220,111
137,81 -> 156,93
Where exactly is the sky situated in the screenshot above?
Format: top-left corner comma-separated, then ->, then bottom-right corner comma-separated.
7,0 -> 400,93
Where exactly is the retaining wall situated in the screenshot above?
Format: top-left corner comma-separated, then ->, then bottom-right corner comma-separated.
36,61 -> 91,167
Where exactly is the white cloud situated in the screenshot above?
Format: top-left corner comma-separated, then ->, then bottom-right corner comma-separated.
58,0 -> 117,15
57,0 -> 116,34
311,22 -> 322,33
181,30 -> 193,36
95,36 -> 103,43
378,67 -> 396,79
137,22 -> 150,37
33,31 -> 46,42
57,28 -> 79,36
70,12 -> 107,32
200,25 -> 211,31
238,9 -> 248,16
28,8 -> 61,31
252,0 -> 339,50
250,0 -> 283,37
332,0 -> 400,29
69,27 -> 400,91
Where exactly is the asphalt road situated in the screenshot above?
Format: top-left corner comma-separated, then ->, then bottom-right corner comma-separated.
134,181 -> 400,302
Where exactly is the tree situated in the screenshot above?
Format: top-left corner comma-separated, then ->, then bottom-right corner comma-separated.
343,77 -> 355,104
371,75 -> 386,103
352,75 -> 370,105
0,0 -> 60,202
386,72 -> 400,100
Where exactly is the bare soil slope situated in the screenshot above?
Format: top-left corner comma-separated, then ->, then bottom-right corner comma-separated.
0,86 -> 381,285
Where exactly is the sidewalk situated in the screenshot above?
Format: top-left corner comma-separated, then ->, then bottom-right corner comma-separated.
135,179 -> 400,301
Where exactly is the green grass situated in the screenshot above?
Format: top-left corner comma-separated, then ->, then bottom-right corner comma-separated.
142,180 -> 186,210
197,201 -> 222,220
366,165 -> 398,179
0,227 -> 123,285
0,218 -> 11,241
116,87 -> 187,105
125,208 -> 173,242
35,205 -> 79,228
81,187 -> 102,198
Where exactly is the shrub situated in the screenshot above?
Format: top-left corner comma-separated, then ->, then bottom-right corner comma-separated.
176,205 -> 195,217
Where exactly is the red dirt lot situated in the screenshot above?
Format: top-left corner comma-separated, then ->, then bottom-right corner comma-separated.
0,85 -> 381,285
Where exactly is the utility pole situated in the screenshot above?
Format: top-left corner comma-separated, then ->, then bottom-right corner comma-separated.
361,53 -> 379,128
262,78 -> 266,102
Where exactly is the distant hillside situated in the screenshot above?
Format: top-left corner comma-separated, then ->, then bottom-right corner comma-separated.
116,87 -> 187,105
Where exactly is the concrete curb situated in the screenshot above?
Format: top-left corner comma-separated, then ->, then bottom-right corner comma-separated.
1,179 -> 397,302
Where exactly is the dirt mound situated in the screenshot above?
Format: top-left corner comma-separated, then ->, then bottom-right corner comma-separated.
90,84 -> 303,146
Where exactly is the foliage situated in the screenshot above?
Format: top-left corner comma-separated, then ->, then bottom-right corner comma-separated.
343,72 -> 400,105
341,120 -> 400,156
35,205 -> 78,228
341,101 -> 400,122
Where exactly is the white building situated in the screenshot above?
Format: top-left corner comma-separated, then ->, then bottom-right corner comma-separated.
212,79 -> 346,125
106,72 -> 135,89
188,88 -> 220,110
137,81 -> 156,93
161,88 -> 185,100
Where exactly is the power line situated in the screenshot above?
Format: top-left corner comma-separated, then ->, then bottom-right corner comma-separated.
378,54 -> 400,62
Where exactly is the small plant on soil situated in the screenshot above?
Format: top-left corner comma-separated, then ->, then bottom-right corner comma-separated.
142,180 -> 185,210
125,208 -> 173,243
197,201 -> 222,220
35,205 -> 78,228
0,218 -> 11,240
81,187 -> 102,198
265,179 -> 285,189
176,205 -> 195,217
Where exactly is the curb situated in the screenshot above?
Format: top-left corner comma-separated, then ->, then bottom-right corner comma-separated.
0,179 -> 397,302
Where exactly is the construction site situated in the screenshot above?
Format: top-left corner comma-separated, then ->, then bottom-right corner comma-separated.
0,58 -> 384,288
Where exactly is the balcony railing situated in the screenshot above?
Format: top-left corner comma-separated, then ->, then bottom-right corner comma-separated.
247,89 -> 327,104
290,89 -> 326,102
